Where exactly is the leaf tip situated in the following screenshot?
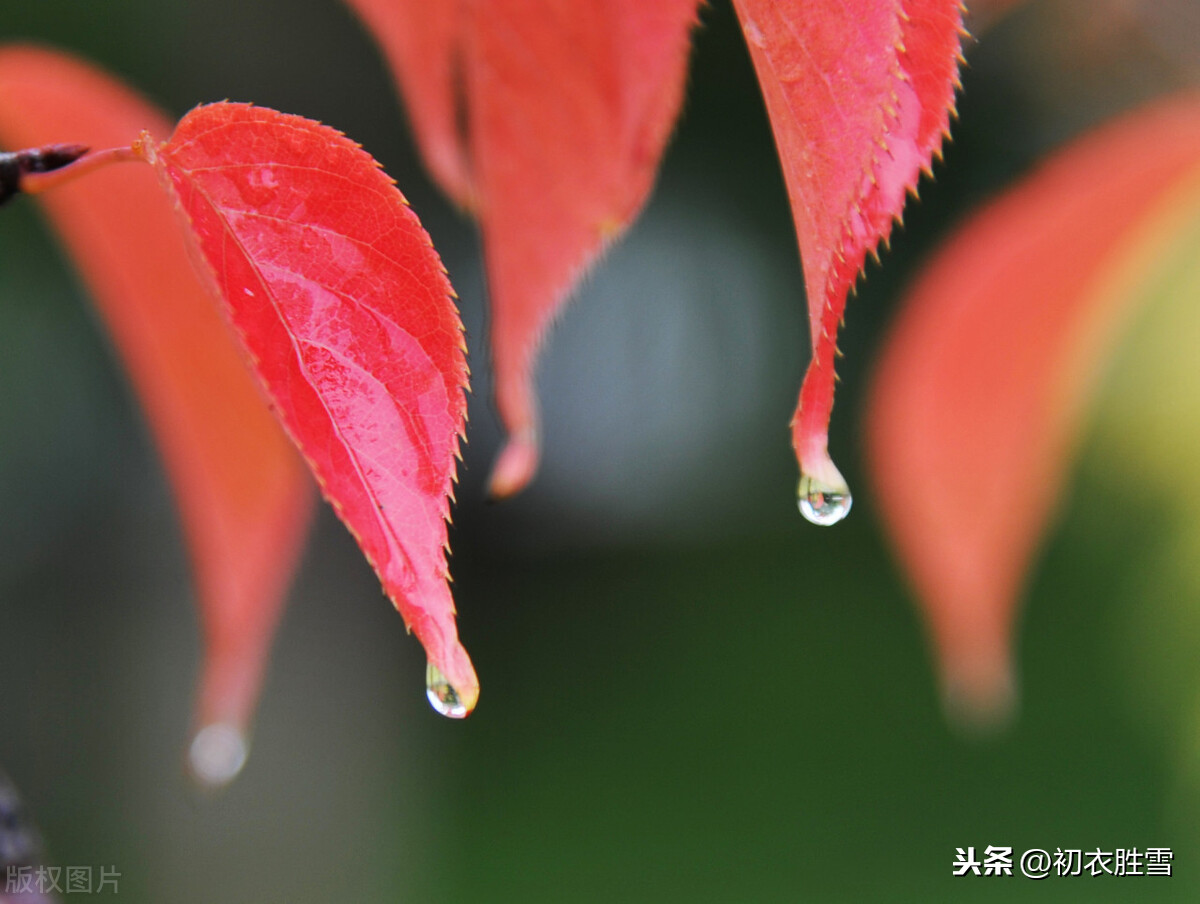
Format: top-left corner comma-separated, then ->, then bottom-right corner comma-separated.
940,655 -> 1018,737
487,429 -> 540,500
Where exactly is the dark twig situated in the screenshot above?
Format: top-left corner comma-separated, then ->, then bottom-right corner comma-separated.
0,144 -> 90,207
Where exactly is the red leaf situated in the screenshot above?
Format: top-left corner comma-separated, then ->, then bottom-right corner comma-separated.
865,96 -> 1200,723
344,0 -> 473,207
730,0 -> 964,523
0,46 -> 315,781
347,0 -> 702,496
142,103 -> 478,714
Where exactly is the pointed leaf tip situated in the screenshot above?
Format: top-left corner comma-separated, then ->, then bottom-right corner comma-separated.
147,102 -> 476,707
941,649 -> 1018,736
487,429 -> 540,500
730,0 -> 965,517
865,95 -> 1200,721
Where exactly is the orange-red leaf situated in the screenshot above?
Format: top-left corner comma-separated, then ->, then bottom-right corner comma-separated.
0,46 -> 314,780
730,0 -> 964,522
347,0 -> 702,496
144,103 -> 477,714
345,0 -> 472,207
865,95 -> 1200,722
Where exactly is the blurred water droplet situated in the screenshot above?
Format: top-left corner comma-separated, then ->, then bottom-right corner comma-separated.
797,473 -> 853,525
426,662 -> 468,718
188,723 -> 248,788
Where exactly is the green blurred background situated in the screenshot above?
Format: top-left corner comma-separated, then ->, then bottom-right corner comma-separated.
3,0 -> 1200,900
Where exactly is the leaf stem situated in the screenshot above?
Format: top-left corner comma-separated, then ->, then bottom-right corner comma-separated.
16,144 -> 140,197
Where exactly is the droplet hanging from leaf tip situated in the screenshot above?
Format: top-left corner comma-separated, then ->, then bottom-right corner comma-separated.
187,723 -> 249,789
426,661 -> 469,718
797,472 -> 853,526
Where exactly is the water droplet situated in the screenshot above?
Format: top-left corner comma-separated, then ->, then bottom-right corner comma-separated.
426,662 -> 468,718
797,473 -> 853,526
188,723 -> 248,788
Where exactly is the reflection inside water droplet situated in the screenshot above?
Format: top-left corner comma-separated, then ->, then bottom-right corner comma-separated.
426,662 -> 468,718
797,473 -> 853,526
